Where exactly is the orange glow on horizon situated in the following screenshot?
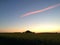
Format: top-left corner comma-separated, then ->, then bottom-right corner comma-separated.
1,24 -> 60,32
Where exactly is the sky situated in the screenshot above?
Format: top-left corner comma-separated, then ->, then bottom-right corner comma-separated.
0,0 -> 60,33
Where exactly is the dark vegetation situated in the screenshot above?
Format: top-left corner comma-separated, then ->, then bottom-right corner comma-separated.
0,31 -> 60,45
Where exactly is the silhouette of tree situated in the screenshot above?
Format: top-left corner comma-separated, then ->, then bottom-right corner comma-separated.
23,30 -> 35,34
25,30 -> 32,33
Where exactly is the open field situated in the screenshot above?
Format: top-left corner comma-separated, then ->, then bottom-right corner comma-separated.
0,33 -> 60,45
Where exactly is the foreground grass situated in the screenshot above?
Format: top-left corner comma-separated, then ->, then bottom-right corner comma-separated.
0,33 -> 60,45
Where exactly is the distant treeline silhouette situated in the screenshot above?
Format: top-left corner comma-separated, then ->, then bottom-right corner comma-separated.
0,30 -> 60,45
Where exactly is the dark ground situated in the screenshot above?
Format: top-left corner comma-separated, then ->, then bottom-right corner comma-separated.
0,33 -> 60,45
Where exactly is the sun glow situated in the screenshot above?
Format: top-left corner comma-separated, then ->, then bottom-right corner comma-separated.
2,24 -> 60,33
29,24 -> 59,32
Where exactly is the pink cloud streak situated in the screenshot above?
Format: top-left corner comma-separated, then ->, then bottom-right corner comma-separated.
21,3 -> 60,17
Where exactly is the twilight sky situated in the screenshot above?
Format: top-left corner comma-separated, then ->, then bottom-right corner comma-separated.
0,0 -> 60,32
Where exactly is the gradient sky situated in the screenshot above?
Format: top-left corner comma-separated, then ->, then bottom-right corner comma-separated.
0,0 -> 60,32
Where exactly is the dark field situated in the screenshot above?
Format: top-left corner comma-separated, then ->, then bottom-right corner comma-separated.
0,33 -> 60,45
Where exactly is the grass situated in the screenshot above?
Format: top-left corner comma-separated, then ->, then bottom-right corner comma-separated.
0,33 -> 60,45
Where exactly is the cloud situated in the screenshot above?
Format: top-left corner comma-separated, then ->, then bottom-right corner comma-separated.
21,3 -> 60,17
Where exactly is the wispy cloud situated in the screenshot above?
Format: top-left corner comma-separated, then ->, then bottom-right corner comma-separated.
21,3 -> 60,17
